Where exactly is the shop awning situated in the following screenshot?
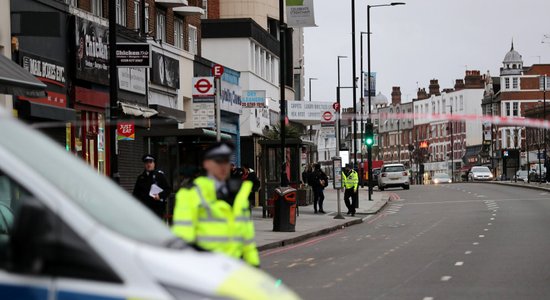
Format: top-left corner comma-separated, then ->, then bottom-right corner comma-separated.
149,104 -> 186,123
0,54 -> 46,98
17,100 -> 75,121
120,102 -> 158,118
142,128 -> 232,140
173,6 -> 204,17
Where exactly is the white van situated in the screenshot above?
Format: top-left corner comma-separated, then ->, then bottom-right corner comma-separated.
0,113 -> 299,300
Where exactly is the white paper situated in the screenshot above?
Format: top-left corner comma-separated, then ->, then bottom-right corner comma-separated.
149,184 -> 164,198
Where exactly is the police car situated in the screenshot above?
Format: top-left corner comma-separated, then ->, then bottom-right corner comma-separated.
0,110 -> 299,300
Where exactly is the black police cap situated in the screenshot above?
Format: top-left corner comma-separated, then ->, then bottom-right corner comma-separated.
204,142 -> 235,161
142,154 -> 155,162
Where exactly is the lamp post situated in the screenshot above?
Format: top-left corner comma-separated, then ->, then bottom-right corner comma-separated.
543,75 -> 547,182
278,0 -> 287,187
308,77 -> 318,143
446,105 -> 454,181
337,56 -> 347,148
366,2 -> 406,199
360,31 -> 368,187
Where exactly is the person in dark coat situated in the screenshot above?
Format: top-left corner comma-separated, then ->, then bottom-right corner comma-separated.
242,163 -> 260,210
133,154 -> 171,219
311,164 -> 328,214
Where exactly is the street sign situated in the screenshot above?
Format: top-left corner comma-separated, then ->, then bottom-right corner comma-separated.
117,121 -> 135,141
333,102 -> 340,111
115,43 -> 151,68
192,77 -> 215,103
321,111 -> 335,127
241,90 -> 266,108
212,64 -> 224,78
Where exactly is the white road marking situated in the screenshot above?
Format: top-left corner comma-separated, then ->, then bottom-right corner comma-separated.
455,261 -> 464,266
423,297 -> 434,300
465,251 -> 472,255
488,223 -> 492,225
484,228 -> 489,231
473,242 -> 479,245
477,195 -> 487,198
490,218 -> 495,220
492,214 -> 497,216
441,276 -> 452,281
479,235 -> 485,238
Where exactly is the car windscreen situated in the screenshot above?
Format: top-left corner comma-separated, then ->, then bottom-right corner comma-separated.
0,118 -> 174,246
434,173 -> 450,178
471,167 -> 491,173
383,166 -> 405,172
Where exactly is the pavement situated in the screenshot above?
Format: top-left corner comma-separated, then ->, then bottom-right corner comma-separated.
261,183 -> 550,300
482,179 -> 550,192
253,188 -> 391,251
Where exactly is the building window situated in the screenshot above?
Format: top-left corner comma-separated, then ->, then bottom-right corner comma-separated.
505,102 -> 511,116
266,54 -> 272,82
201,0 -> 208,19
174,19 -> 184,48
156,10 -> 166,42
540,76 -> 550,90
505,78 -> 510,89
512,102 -> 519,116
512,77 -> 518,89
255,45 -> 260,74
442,99 -> 446,113
250,42 -> 255,71
133,0 -> 140,30
260,50 -> 265,78
188,25 -> 198,55
460,96 -> 464,111
271,57 -> 276,83
116,0 -> 127,26
65,0 -> 77,6
91,0 -> 103,17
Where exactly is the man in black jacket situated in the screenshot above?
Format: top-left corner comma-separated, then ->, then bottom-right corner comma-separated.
310,164 -> 328,214
133,154 -> 171,219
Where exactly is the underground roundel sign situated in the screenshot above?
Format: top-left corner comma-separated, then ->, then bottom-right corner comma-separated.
321,111 -> 335,127
192,77 -> 215,97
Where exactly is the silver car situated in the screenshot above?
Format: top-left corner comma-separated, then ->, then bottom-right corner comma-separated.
378,164 -> 410,191
469,166 -> 494,181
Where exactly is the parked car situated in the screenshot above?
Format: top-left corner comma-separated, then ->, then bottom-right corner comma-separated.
529,170 -> 547,183
0,113 -> 298,300
513,170 -> 529,183
468,166 -> 494,181
378,164 -> 410,191
432,173 -> 452,184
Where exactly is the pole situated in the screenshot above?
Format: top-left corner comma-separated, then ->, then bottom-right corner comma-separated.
351,0 -> 358,173
360,32 -> 365,188
279,0 -> 287,187
108,0 -> 119,183
215,77 -> 221,142
367,6 -> 373,200
140,0 -> 146,36
450,106 -> 454,181
334,109 -> 344,219
337,56 -> 343,151
544,75 -> 547,182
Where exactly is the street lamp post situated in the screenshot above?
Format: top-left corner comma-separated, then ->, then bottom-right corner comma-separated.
337,56 -> 347,149
543,75 -> 547,182
360,31 -> 368,187
308,77 -> 318,143
366,2 -> 406,199
446,105 -> 454,181
278,0 -> 287,187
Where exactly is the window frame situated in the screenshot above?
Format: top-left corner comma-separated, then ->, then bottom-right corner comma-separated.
133,0 -> 140,30
116,0 -> 127,26
174,18 -> 184,49
156,9 -> 166,42
188,25 -> 198,55
91,0 -> 103,17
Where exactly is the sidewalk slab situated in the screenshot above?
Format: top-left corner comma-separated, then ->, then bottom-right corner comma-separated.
481,181 -> 550,193
254,188 -> 390,252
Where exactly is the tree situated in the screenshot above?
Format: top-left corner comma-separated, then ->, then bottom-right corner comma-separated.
264,123 -> 303,140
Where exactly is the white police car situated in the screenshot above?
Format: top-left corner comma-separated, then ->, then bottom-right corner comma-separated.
0,111 -> 299,300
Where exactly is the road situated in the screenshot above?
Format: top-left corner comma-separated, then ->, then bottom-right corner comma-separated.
261,183 -> 550,300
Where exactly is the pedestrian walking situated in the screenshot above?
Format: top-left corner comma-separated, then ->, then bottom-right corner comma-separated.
342,164 -> 359,216
132,154 -> 171,219
171,142 -> 260,267
311,163 -> 328,214
242,163 -> 260,210
302,164 -> 313,185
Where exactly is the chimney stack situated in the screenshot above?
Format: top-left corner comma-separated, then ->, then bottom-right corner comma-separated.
454,79 -> 465,90
416,88 -> 429,100
391,86 -> 402,105
464,70 -> 484,88
429,79 -> 440,96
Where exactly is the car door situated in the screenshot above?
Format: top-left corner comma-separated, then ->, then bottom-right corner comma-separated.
0,171 -> 54,300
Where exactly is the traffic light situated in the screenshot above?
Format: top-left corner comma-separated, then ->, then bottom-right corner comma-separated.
365,122 -> 374,147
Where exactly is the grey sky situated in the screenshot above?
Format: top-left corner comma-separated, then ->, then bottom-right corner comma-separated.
303,0 -> 550,107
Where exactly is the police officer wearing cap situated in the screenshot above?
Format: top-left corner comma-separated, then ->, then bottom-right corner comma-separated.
133,154 -> 171,219
171,142 -> 260,267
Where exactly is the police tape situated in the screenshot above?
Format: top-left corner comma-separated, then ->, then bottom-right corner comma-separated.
342,112 -> 550,129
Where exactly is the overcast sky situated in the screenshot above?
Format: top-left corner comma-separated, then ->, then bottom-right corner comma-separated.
303,0 -> 550,107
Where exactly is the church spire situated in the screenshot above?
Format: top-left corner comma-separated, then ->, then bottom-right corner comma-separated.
511,38 -> 514,51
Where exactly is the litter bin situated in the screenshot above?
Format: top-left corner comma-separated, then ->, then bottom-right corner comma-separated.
273,187 -> 297,232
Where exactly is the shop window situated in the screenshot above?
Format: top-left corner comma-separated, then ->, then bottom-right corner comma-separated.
75,111 -> 107,175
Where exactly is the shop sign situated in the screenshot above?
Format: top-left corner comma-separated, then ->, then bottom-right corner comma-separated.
75,17 -> 109,85
20,52 -> 67,108
116,43 -> 151,67
242,90 -> 266,108
150,51 -> 180,89
117,121 -> 135,141
287,100 -> 333,121
118,68 -> 146,95
220,80 -> 242,114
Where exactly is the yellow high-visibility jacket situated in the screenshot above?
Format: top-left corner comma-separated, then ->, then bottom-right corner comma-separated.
342,170 -> 358,191
172,176 -> 260,267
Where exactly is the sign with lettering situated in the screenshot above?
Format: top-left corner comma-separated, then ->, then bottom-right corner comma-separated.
117,121 -> 135,141
20,52 -> 67,108
118,68 -> 146,95
241,90 -> 266,108
75,17 -> 109,85
116,43 -> 151,67
287,100 -> 333,122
